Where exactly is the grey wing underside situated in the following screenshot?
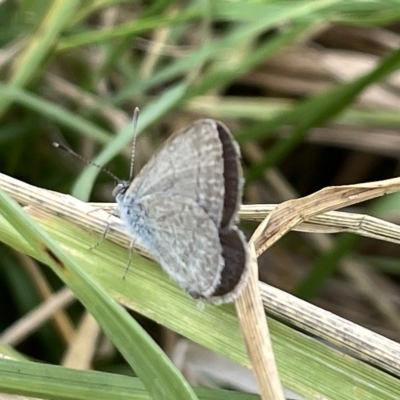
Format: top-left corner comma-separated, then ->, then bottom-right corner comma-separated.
137,195 -> 225,299
127,120 -> 227,227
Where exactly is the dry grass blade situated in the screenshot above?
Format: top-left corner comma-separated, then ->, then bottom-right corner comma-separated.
0,288 -> 75,347
235,242 -> 284,400
256,177 -> 400,254
61,312 -> 101,369
259,282 -> 400,377
13,252 -> 76,344
244,175 -> 400,380
240,204 -> 400,245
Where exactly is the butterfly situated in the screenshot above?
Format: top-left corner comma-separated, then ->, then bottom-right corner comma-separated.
113,119 -> 249,303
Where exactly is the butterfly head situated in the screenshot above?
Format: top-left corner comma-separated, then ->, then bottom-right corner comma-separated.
112,181 -> 131,201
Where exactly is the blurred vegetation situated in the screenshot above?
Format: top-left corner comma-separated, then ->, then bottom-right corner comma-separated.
2,1 -> 400,399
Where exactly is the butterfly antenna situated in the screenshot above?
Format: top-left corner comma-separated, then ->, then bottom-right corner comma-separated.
129,107 -> 140,182
53,142 -> 121,182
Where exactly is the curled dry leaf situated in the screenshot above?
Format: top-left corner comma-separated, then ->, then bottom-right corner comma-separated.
254,177 -> 400,255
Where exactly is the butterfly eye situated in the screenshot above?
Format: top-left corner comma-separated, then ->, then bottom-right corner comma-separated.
112,184 -> 124,197
113,182 -> 129,198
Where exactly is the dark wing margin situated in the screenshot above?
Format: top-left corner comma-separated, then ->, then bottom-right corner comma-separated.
209,227 -> 248,300
217,121 -> 242,229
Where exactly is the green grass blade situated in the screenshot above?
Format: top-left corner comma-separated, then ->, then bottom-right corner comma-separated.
0,1 -> 80,118
0,193 -> 399,399
0,188 -> 198,400
0,358 -> 260,400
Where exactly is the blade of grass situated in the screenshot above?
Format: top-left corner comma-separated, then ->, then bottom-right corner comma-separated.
0,200 -> 399,399
1,358 -> 150,400
0,83 -> 112,144
113,1 -> 333,105
71,81 -> 189,200
0,358 -> 260,400
241,45 -> 400,181
0,188 -> 198,400
0,1 -> 80,118
71,21 -> 315,200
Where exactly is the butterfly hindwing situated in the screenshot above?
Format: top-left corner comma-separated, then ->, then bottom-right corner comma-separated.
126,194 -> 225,299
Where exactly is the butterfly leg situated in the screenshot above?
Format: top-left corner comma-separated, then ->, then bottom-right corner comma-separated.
87,203 -> 121,250
123,237 -> 136,280
89,212 -> 116,250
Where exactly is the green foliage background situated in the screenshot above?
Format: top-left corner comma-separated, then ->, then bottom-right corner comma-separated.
1,1 -> 400,399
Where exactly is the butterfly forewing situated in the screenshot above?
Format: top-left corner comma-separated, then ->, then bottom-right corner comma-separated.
126,120 -> 226,227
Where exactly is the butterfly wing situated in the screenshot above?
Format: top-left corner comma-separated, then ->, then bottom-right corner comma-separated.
117,119 -> 249,302
130,195 -> 223,298
127,119 -> 242,229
